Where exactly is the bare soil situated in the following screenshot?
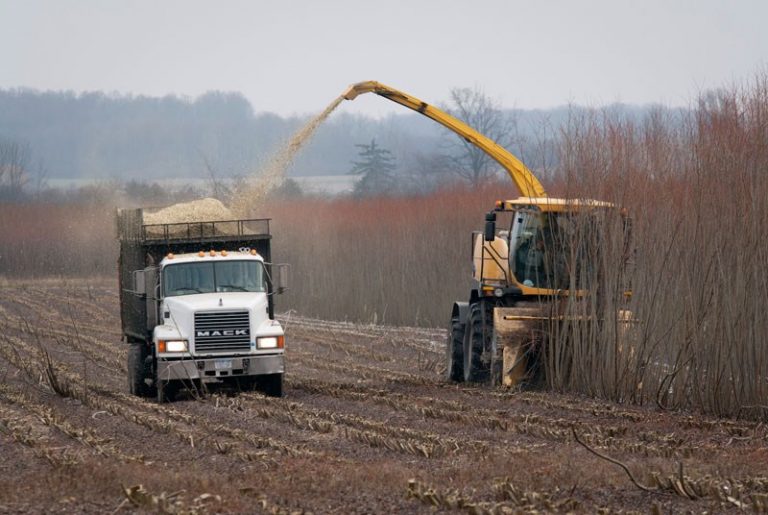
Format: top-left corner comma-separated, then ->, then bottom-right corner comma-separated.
0,278 -> 766,514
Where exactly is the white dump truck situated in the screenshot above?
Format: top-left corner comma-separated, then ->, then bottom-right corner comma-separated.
116,207 -> 288,402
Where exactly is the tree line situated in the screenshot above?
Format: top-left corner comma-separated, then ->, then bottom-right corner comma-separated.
0,87 -> 666,201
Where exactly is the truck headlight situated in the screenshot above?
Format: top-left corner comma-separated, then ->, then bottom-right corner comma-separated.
158,340 -> 188,353
257,336 -> 284,349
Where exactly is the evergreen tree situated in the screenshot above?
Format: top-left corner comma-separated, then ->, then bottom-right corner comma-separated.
349,139 -> 397,196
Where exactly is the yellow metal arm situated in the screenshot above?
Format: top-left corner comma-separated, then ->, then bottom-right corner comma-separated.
342,81 -> 547,198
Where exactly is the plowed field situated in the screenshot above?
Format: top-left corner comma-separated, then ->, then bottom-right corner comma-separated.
0,279 -> 766,513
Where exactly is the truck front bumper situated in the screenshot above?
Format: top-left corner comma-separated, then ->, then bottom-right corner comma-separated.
157,354 -> 284,383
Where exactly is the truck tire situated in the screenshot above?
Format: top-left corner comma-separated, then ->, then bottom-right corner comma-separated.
259,373 -> 283,397
127,343 -> 152,397
446,316 -> 465,382
156,380 -> 178,403
464,302 -> 492,383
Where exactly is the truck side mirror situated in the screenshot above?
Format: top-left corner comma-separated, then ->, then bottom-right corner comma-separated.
484,212 -> 497,242
132,268 -> 158,299
275,264 -> 290,294
132,270 -> 147,296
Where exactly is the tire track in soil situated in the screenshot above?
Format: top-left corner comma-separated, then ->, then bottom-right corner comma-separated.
0,317 -> 127,374
0,384 -> 147,465
24,284 -> 122,322
3,291 -> 475,463
289,347 -> 441,386
0,294 -> 380,468
228,391 -> 495,459
0,396 -> 83,467
285,375 -> 707,459
285,320 -> 767,452
0,332 -> 316,465
1,288 -> 123,337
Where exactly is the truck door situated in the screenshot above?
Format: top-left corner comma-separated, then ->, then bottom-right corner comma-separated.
145,267 -> 159,331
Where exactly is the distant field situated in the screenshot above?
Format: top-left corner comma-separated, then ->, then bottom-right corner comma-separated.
46,175 -> 358,195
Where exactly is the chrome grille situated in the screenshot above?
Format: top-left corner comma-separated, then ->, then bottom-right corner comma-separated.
194,310 -> 251,353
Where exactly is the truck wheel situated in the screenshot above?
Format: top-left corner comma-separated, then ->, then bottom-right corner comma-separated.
156,380 -> 178,403
446,316 -> 465,382
464,302 -> 491,383
127,343 -> 152,397
259,373 -> 284,397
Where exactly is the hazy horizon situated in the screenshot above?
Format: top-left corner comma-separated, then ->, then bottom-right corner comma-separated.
0,87 -> 667,181
0,83 -> 678,118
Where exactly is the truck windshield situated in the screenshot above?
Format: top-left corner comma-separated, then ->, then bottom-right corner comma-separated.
163,260 -> 266,297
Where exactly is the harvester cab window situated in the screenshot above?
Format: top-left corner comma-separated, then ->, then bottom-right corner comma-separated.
544,215 -> 573,289
512,211 -> 545,287
545,212 -> 606,290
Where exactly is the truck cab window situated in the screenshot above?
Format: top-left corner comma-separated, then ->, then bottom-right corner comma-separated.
163,261 -> 266,297
164,262 -> 215,296
215,261 -> 266,293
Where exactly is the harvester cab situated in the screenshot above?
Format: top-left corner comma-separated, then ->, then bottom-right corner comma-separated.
464,196 -> 628,385
477,197 -> 617,295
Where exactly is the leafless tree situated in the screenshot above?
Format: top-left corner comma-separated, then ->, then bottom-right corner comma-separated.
442,87 -> 517,187
30,159 -> 49,200
400,152 -> 452,194
0,138 -> 32,200
200,152 -> 233,202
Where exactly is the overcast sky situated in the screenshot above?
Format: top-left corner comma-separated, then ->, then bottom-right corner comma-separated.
1,0 -> 766,117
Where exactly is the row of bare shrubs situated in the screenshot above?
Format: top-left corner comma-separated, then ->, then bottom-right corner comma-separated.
0,184 -> 495,327
261,186 -> 500,326
0,203 -> 116,276
545,74 -> 768,418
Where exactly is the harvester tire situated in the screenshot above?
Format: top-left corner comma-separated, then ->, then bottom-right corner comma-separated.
127,342 -> 152,397
464,302 -> 492,383
446,316 -> 465,382
490,346 -> 503,386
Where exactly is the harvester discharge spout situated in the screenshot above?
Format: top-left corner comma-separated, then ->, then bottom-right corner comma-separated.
342,81 -> 381,101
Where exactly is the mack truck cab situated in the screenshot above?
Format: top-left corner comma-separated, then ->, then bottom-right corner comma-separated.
117,207 -> 288,402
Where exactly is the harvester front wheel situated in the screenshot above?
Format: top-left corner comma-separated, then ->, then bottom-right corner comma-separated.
446,315 -> 465,382
464,302 -> 492,383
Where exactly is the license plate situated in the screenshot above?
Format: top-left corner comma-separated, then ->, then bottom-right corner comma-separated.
214,359 -> 232,370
